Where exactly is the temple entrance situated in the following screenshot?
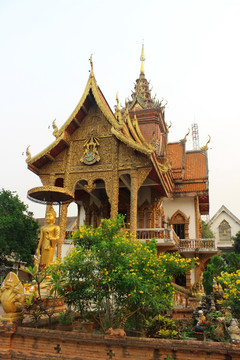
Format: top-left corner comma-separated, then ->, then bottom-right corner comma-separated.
119,174 -> 131,225
171,210 -> 189,239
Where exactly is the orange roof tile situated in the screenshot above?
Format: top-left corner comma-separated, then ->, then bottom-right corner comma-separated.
167,143 -> 184,170
174,182 -> 207,193
184,152 -> 207,180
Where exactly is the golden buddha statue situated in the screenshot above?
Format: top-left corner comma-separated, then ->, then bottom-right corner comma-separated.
35,205 -> 60,267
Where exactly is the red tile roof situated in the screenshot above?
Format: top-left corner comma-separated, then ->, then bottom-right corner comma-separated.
184,152 -> 207,180
167,143 -> 184,170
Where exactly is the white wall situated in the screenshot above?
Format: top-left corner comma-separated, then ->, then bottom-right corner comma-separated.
162,197 -> 196,238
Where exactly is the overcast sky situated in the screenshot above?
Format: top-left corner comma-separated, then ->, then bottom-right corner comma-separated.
0,0 -> 239,221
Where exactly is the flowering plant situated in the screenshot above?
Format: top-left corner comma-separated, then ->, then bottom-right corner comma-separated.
216,270 -> 240,318
51,215 -> 196,331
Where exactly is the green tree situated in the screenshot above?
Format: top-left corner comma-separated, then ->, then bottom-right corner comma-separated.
233,231 -> 240,253
52,215 -> 196,331
0,189 -> 39,267
203,255 -> 226,295
202,220 -> 214,238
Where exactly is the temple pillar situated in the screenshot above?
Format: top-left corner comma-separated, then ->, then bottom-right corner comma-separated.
130,170 -> 138,235
110,176 -> 119,219
57,202 -> 70,259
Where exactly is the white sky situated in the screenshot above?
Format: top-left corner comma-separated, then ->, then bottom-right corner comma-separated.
0,0 -> 240,220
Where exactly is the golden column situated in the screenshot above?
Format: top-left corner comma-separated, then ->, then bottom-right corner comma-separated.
110,174 -> 119,219
130,170 -> 138,234
57,202 -> 70,259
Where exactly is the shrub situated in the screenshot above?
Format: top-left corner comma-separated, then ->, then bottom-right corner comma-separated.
146,315 -> 178,339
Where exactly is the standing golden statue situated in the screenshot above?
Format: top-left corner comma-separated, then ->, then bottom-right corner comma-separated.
35,205 -> 60,267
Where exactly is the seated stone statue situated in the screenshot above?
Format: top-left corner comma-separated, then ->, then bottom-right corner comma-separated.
35,205 -> 60,267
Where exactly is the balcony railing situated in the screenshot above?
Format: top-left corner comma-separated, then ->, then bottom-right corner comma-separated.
179,238 -> 216,251
136,228 -> 180,247
65,227 -> 180,247
65,228 -> 216,251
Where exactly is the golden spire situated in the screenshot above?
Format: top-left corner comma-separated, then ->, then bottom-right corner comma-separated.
140,42 -> 145,75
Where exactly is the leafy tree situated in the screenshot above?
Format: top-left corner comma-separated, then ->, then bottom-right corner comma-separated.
52,215 -> 196,331
223,252 -> 240,273
202,220 -> 214,238
233,231 -> 240,253
0,189 -> 39,267
203,255 -> 226,295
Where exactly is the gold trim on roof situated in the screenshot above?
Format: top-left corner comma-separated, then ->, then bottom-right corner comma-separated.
132,110 -> 149,147
111,127 -> 153,155
124,102 -> 142,145
28,132 -> 69,165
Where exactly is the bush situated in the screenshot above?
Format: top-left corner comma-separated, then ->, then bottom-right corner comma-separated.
146,315 -> 178,338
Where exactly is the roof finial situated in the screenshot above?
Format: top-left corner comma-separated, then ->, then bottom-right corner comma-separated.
180,128 -> 190,142
52,119 -> 59,138
116,92 -> 120,111
201,135 -> 211,150
25,145 -> 31,163
115,92 -> 123,125
140,41 -> 145,75
89,54 -> 94,77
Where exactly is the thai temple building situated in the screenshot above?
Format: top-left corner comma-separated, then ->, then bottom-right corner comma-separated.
27,46 -> 217,290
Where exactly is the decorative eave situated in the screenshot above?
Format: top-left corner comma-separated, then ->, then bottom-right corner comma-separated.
27,66 -> 122,172
28,60 -> 160,172
150,152 -> 174,197
111,127 -> 153,155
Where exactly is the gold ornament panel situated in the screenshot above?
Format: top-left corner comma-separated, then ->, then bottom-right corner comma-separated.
118,143 -> 151,169
71,105 -> 112,141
